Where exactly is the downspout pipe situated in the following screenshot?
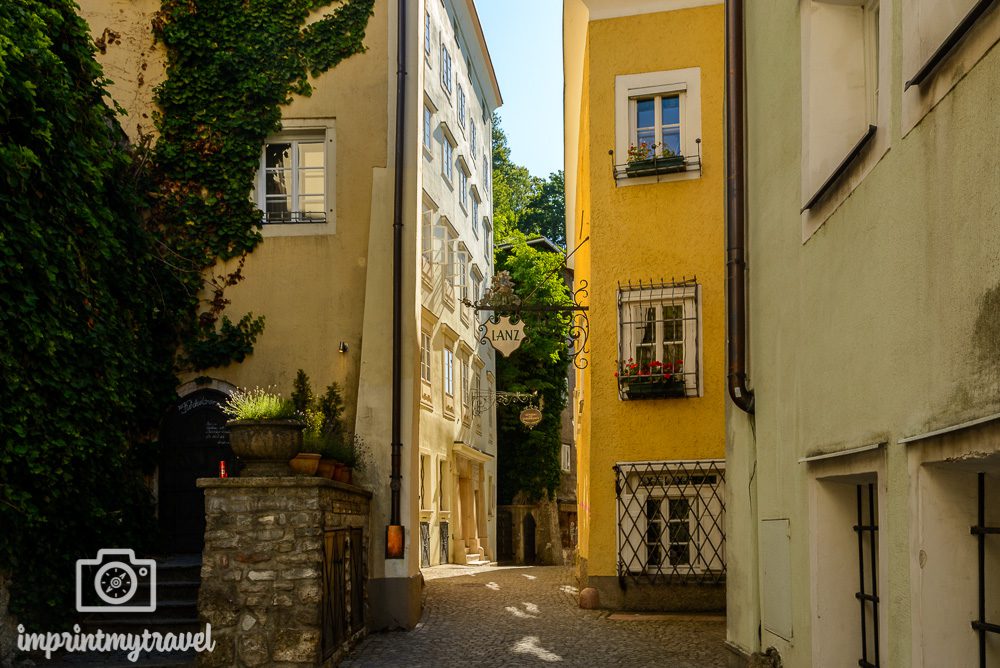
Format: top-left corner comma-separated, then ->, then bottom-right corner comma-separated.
725,0 -> 754,414
386,0 -> 406,558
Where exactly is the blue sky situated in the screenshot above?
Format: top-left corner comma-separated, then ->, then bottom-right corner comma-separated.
477,0 -> 564,179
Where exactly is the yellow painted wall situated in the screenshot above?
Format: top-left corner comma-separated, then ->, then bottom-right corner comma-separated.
571,5 -> 726,580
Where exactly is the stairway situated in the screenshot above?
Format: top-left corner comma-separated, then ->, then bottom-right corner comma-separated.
463,539 -> 491,566
73,555 -> 201,666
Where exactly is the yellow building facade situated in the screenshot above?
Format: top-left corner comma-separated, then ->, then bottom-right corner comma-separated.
563,0 -> 727,609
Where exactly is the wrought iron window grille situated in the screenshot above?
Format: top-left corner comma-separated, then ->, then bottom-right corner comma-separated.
617,278 -> 701,400
262,211 -> 327,225
614,460 -> 725,587
609,138 -> 702,183
854,483 -> 880,668
972,472 -> 998,668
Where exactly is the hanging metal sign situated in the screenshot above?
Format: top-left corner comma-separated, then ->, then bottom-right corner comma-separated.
483,316 -> 526,357
519,406 -> 543,429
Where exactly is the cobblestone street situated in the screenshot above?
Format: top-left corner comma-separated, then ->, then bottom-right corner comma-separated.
343,565 -> 727,667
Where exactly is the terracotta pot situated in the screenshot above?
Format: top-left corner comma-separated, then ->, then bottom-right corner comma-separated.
289,452 -> 321,476
226,419 -> 303,477
334,465 -> 352,484
316,459 -> 337,479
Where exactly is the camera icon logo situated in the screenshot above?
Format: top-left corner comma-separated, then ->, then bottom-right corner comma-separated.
75,549 -> 157,613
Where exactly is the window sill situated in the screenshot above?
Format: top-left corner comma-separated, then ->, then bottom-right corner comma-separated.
261,220 -> 334,238
423,145 -> 434,161
801,125 -> 877,212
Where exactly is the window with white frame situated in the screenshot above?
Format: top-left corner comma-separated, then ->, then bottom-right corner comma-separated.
617,280 -> 700,399
458,85 -> 466,128
800,0 -> 885,210
461,355 -> 471,410
903,0 -> 986,91
441,136 -> 454,182
443,348 -> 454,397
483,155 -> 490,193
440,44 -> 452,95
256,136 -> 327,224
471,193 -> 480,236
459,169 -> 469,211
423,105 -> 433,152
614,68 -> 702,180
616,461 -> 726,582
482,219 -> 491,264
561,444 -> 571,473
420,332 -> 432,383
424,11 -> 431,56
472,270 -> 482,305
470,122 -> 477,158
456,247 -> 469,301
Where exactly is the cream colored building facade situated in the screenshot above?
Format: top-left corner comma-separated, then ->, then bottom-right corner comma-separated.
79,0 -> 499,629
725,1 -> 1000,666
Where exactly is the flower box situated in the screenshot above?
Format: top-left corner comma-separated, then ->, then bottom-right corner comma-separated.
625,155 -> 686,177
622,381 -> 687,400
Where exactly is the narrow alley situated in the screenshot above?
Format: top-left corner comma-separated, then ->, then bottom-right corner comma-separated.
343,565 -> 727,667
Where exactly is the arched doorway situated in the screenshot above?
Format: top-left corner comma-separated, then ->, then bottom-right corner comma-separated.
157,388 -> 236,554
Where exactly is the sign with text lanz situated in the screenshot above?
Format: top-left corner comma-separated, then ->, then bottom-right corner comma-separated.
484,316 -> 526,357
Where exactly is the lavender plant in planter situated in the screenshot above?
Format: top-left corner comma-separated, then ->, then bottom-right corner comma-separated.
223,387 -> 303,476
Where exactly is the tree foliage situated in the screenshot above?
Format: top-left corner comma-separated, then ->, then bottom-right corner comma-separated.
495,237 -> 571,504
491,113 -> 565,247
0,0 -> 373,625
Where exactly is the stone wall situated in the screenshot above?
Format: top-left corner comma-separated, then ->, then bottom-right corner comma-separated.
197,477 -> 371,667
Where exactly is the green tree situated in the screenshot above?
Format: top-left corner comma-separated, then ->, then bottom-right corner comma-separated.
494,236 -> 571,504
519,170 -> 566,247
490,114 -> 565,247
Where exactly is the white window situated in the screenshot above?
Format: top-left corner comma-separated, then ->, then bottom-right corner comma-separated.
903,0 -> 984,90
617,461 -> 725,577
443,348 -> 454,396
440,44 -> 452,95
256,136 -> 327,224
442,137 -> 454,182
461,356 -> 471,409
482,219 -> 491,264
459,170 -> 469,211
472,271 -> 483,304
423,105 -> 433,152
800,0 -> 885,210
456,247 -> 469,301
617,282 -> 701,399
424,11 -> 431,56
470,122 -> 478,158
471,194 -> 480,235
483,155 -> 490,193
561,444 -> 571,472
421,332 -> 432,383
614,68 -> 702,182
458,85 -> 466,128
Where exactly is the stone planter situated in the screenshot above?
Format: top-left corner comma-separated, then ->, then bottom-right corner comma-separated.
290,452 -> 321,476
226,419 -> 304,476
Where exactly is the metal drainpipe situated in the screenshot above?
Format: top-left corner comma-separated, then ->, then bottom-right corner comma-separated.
725,0 -> 754,414
386,0 -> 407,558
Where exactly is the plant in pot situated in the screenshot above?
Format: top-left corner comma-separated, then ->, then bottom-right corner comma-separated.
292,370 -> 350,480
289,370 -> 321,475
222,387 -> 304,476
625,141 -> 685,176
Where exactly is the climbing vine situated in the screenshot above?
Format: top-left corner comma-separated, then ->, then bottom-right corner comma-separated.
148,0 -> 375,369
0,0 -> 373,626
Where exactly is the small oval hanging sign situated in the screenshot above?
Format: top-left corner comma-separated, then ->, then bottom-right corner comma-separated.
519,406 -> 542,430
484,316 -> 527,357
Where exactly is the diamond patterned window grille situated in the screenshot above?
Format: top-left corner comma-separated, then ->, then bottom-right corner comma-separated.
615,460 -> 726,586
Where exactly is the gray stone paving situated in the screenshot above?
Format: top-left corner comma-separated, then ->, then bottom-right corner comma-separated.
343,565 -> 727,668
